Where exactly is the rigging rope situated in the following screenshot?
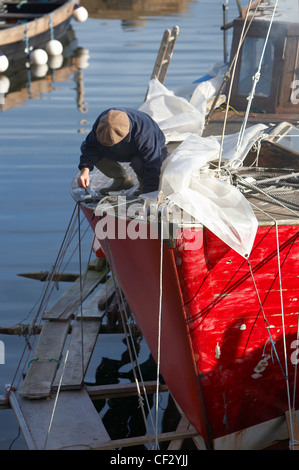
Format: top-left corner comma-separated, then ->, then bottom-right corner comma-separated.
43,350 -> 69,450
217,0 -> 260,171
44,203 -> 100,448
99,231 -> 156,449
233,0 -> 279,164
236,173 -> 299,216
248,201 -> 297,449
274,219 -> 295,450
77,203 -> 96,383
155,205 -> 166,450
10,205 -> 81,390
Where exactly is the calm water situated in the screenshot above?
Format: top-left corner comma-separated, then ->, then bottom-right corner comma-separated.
0,0 -> 239,449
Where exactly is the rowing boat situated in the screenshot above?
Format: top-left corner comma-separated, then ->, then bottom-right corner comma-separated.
0,0 -> 87,67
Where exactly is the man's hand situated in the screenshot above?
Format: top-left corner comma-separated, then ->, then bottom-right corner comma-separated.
77,168 -> 90,189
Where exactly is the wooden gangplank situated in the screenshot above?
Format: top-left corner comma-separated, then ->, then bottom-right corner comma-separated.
18,320 -> 71,399
9,264 -> 117,449
52,319 -> 102,390
9,387 -> 112,450
19,265 -> 109,399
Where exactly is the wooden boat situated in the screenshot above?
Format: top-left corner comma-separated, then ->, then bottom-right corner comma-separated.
71,1 -> 299,450
0,0 -> 79,64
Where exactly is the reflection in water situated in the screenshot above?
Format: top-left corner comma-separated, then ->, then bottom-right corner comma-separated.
87,335 -> 182,449
81,0 -> 192,30
0,26 -> 90,113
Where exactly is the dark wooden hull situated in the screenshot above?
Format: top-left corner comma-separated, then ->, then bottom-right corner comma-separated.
0,1 -> 75,61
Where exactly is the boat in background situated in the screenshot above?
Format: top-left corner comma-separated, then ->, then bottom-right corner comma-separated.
0,0 -> 88,70
0,24 -> 90,112
71,0 -> 299,449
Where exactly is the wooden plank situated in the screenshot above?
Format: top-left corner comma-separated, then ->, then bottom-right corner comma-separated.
53,319 -> 101,390
94,428 -> 199,450
0,324 -> 42,335
10,388 -> 112,450
168,401 -> 207,450
166,414 -> 206,450
7,387 -> 36,450
0,12 -> 43,19
19,320 -> 70,399
96,276 -> 116,311
77,280 -> 114,319
167,415 -> 192,450
18,271 -> 80,282
86,381 -> 169,400
43,266 -> 109,321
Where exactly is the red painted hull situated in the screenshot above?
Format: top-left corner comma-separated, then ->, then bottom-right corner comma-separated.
81,204 -> 299,443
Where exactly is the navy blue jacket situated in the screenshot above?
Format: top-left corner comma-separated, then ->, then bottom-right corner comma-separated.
79,107 -> 167,193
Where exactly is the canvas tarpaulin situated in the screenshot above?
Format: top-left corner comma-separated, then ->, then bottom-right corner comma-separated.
157,134 -> 259,258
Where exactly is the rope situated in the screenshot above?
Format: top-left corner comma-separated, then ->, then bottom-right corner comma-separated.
43,203 -> 95,448
233,0 -> 279,164
245,256 -> 286,378
206,1 -> 261,127
99,232 -> 156,449
248,201 -> 296,448
246,172 -> 299,186
217,0 -> 260,171
23,24 -> 32,98
77,203 -> 96,381
28,357 -> 60,368
47,14 -> 54,41
292,300 -> 299,415
78,204 -> 85,381
10,205 -> 80,390
155,205 -> 166,450
274,220 -> 295,450
43,350 -> 69,450
236,174 -> 299,216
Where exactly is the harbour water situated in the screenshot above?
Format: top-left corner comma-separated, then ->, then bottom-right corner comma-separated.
0,0 -> 239,449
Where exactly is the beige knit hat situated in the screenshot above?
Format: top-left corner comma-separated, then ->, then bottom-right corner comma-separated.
96,110 -> 130,146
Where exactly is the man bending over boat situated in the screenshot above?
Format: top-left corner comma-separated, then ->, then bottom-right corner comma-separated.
77,107 -> 167,194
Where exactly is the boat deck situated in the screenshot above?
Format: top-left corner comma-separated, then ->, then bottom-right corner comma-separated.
71,165 -> 299,231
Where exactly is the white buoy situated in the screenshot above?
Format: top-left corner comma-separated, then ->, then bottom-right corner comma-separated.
73,5 -> 88,22
48,54 -> 63,69
0,54 -> 9,73
0,75 -> 10,94
45,39 -> 63,56
31,63 -> 48,78
29,49 -> 48,65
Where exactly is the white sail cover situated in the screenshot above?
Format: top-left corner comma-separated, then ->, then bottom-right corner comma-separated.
159,134 -> 258,258
139,63 -> 227,142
